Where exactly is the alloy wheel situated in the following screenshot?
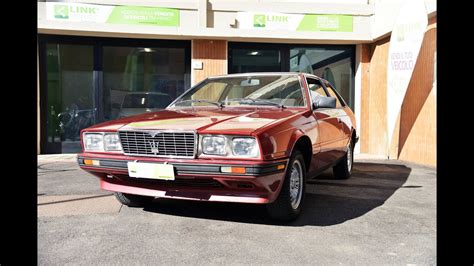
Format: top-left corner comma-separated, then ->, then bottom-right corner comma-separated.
289,160 -> 303,209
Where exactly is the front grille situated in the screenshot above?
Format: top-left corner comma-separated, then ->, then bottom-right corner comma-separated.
119,130 -> 196,158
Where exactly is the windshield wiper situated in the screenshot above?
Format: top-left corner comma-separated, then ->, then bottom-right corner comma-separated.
223,98 -> 286,109
174,99 -> 224,108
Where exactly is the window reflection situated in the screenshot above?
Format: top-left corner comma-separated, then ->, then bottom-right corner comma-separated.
46,44 -> 94,153
102,46 -> 188,120
230,49 -> 281,73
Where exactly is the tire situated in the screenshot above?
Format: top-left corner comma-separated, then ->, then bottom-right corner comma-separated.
266,150 -> 306,221
114,192 -> 154,207
333,140 -> 353,180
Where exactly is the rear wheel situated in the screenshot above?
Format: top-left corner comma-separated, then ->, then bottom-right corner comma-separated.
333,140 -> 353,179
266,150 -> 306,221
114,192 -> 154,207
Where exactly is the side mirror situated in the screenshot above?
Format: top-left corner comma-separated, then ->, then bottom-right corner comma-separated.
313,96 -> 336,109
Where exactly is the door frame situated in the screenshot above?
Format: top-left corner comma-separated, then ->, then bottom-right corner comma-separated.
38,34 -> 191,154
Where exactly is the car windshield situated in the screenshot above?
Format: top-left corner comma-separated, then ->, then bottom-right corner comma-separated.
171,74 -> 305,108
122,94 -> 171,109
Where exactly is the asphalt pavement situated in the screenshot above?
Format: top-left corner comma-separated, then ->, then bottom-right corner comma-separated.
38,154 -> 436,265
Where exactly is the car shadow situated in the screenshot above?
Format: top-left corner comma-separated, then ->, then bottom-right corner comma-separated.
142,162 -> 412,226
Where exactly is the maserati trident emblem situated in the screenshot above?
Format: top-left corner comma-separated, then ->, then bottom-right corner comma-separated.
149,140 -> 160,154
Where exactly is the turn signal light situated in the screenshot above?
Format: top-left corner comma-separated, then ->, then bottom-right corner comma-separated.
221,166 -> 246,174
276,164 -> 285,170
84,159 -> 100,166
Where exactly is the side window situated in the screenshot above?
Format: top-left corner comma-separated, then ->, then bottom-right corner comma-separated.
306,78 -> 328,103
324,82 -> 343,108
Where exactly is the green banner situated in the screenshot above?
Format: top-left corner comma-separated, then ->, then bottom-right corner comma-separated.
297,15 -> 353,32
46,3 -> 180,27
237,12 -> 353,32
107,6 -> 180,26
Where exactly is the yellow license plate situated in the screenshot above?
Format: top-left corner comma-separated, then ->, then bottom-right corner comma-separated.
127,162 -> 175,180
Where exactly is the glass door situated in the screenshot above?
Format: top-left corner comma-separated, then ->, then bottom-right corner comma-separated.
40,43 -> 96,153
102,46 -> 188,120
39,35 -> 191,154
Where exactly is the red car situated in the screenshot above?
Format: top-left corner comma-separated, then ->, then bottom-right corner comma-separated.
78,73 -> 358,221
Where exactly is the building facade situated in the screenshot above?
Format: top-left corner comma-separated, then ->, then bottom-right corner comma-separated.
37,0 -> 437,166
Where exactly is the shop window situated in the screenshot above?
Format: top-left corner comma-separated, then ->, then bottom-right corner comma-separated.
45,44 -> 95,153
40,35 -> 190,154
229,49 -> 282,73
228,43 -> 354,109
102,46 -> 188,120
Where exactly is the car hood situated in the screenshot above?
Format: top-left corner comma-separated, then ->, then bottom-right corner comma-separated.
89,107 -> 307,135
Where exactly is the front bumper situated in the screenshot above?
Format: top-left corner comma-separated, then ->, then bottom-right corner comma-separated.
77,153 -> 288,204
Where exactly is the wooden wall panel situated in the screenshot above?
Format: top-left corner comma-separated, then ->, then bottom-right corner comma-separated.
360,44 -> 371,153
397,17 -> 437,165
192,40 -> 227,85
363,38 -> 390,156
360,17 -> 437,166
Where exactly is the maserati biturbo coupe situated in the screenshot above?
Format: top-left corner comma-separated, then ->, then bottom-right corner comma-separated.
78,72 -> 358,221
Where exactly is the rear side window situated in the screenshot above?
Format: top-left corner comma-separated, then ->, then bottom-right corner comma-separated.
324,83 -> 343,108
306,78 -> 328,103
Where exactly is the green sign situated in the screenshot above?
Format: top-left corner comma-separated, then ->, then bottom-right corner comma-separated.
54,5 -> 69,19
253,14 -> 266,27
107,6 -> 180,26
47,3 -> 180,27
297,15 -> 353,32
237,12 -> 353,32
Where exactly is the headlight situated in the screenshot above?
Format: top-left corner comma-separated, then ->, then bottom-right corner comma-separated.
202,136 -> 227,155
83,132 -> 123,152
232,137 -> 259,157
83,133 -> 104,152
200,135 -> 260,158
104,133 -> 122,151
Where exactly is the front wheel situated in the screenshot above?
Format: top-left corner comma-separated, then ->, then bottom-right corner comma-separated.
114,192 -> 154,207
333,140 -> 353,179
266,150 -> 306,221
